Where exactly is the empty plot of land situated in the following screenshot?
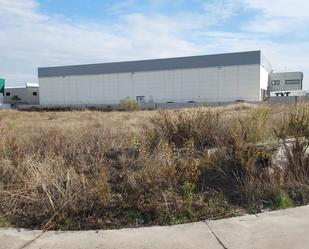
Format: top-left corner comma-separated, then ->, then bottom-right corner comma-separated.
0,103 -> 309,231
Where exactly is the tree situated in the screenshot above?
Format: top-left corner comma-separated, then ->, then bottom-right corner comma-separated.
120,97 -> 139,111
11,95 -> 21,108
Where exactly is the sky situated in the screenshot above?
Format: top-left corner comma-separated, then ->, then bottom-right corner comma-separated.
0,0 -> 308,89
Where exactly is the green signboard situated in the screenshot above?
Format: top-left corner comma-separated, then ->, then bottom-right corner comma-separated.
0,78 -> 4,95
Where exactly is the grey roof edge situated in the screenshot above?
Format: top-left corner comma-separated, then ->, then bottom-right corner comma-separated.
4,83 -> 39,89
38,50 -> 262,78
270,71 -> 304,79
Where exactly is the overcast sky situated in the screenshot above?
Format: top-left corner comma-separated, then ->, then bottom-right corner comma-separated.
0,0 -> 308,89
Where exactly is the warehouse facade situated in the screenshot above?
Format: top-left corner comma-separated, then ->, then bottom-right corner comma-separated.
38,51 -> 272,106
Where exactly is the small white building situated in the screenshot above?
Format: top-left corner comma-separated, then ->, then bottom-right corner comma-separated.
269,72 -> 303,91
38,51 -> 273,106
3,83 -> 39,105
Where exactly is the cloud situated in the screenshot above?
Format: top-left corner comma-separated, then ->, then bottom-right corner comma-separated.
104,0 -> 138,15
244,0 -> 309,19
0,0 -> 47,25
242,0 -> 309,33
203,0 -> 238,21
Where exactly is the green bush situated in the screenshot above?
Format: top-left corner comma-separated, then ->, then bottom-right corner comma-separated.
274,189 -> 293,209
120,97 -> 139,111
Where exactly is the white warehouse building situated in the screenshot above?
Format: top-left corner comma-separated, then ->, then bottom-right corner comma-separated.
38,51 -> 274,106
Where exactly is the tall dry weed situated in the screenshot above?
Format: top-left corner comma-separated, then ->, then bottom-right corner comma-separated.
274,103 -> 309,183
0,104 -> 308,230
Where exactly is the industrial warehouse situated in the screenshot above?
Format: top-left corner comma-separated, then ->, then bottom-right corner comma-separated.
0,50 -> 306,107
37,50 -> 305,107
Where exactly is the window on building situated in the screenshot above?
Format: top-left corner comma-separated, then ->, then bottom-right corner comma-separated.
271,80 -> 280,85
286,79 -> 300,84
33,92 -> 38,96
6,92 -> 10,96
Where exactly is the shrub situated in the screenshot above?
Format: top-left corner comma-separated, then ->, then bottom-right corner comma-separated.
182,182 -> 195,219
274,103 -> 309,183
201,106 -> 278,212
229,106 -> 271,144
203,146 -> 278,212
146,109 -> 224,150
120,97 -> 139,111
114,139 -> 204,225
274,189 -> 294,209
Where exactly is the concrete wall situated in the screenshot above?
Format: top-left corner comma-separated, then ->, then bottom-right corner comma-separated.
269,96 -> 309,105
39,64 -> 264,106
4,87 -> 39,105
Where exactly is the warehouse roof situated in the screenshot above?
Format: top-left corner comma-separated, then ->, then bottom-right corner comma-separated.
38,50 -> 266,78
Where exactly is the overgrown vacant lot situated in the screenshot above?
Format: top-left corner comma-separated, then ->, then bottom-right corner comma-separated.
0,103 -> 309,230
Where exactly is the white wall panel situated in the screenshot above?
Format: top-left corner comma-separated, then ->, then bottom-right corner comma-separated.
39,64 -> 263,106
260,66 -> 270,101
260,67 -> 269,89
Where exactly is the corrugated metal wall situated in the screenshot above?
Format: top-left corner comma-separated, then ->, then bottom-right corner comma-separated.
39,64 -> 264,106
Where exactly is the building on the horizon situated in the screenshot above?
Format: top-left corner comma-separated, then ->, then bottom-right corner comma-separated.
3,82 -> 39,105
37,51 -> 304,107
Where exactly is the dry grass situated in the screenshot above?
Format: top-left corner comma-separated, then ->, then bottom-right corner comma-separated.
0,103 -> 308,230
